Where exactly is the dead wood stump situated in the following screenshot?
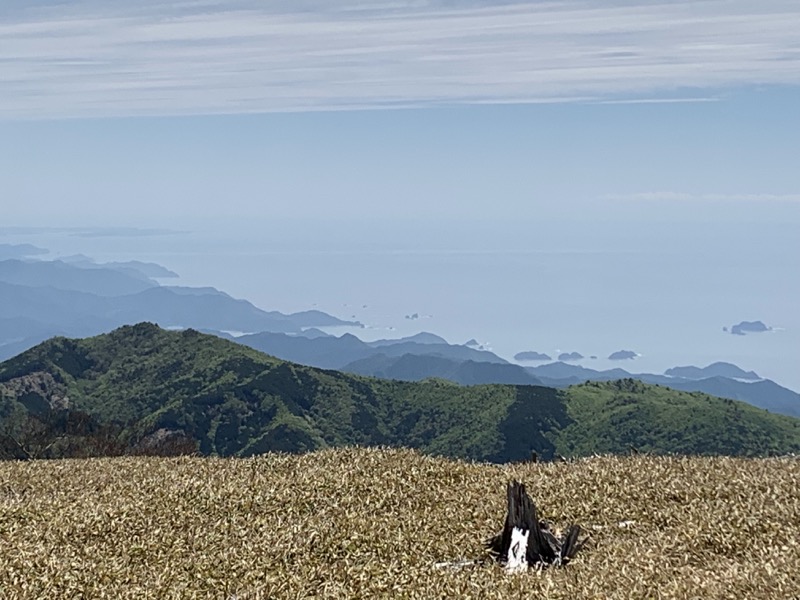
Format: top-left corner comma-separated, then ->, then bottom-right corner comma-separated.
487,481 -> 585,571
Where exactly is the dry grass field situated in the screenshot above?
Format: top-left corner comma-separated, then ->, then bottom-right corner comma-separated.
1,448 -> 798,599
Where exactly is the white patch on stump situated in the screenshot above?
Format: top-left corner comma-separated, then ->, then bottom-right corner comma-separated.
507,526 -> 529,573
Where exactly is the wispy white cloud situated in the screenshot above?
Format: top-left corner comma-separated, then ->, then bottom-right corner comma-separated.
2,0 -> 800,118
596,97 -> 721,105
603,192 -> 800,203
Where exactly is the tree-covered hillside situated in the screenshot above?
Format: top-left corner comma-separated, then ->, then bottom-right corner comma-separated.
1,324 -> 798,461
561,378 -> 799,456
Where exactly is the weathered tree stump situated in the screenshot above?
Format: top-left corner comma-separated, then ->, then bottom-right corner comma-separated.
487,481 -> 585,571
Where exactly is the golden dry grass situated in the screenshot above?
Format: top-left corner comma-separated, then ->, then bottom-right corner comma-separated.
1,448 -> 799,599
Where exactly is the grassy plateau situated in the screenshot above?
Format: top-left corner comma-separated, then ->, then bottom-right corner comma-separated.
1,447 -> 798,599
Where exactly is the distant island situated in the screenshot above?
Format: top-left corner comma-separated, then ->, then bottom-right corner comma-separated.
727,320 -> 772,335
608,350 -> 637,360
558,351 -> 583,361
514,351 -> 552,361
666,362 -> 760,381
0,243 -> 48,260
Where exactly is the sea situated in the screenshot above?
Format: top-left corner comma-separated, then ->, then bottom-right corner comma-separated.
4,210 -> 799,392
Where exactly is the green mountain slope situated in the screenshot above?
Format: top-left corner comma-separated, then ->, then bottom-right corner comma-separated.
561,379 -> 800,456
1,324 -> 797,461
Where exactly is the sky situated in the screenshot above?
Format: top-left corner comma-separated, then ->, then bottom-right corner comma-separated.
1,0 -> 799,227
3,88 -> 799,229
1,1 -> 799,387
2,0 -> 800,117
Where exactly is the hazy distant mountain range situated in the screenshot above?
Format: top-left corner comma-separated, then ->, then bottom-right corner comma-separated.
206,325 -> 799,418
0,256 -> 359,361
343,353 -> 541,386
1,249 -> 797,420
232,330 -> 505,371
334,346 -> 800,419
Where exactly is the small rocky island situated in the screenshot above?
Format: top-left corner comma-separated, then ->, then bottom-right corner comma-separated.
514,351 -> 552,361
727,320 -> 772,335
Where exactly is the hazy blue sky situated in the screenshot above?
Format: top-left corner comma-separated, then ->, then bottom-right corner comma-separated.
2,0 -> 799,227
2,92 -> 800,227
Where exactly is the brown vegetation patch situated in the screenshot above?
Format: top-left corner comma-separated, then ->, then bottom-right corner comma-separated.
1,448 -> 798,599
0,371 -> 69,411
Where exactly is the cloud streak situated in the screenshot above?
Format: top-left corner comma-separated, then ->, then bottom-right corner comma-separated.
2,0 -> 800,118
603,192 -> 800,203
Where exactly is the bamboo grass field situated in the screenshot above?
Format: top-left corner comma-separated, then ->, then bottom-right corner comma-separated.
1,448 -> 798,599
